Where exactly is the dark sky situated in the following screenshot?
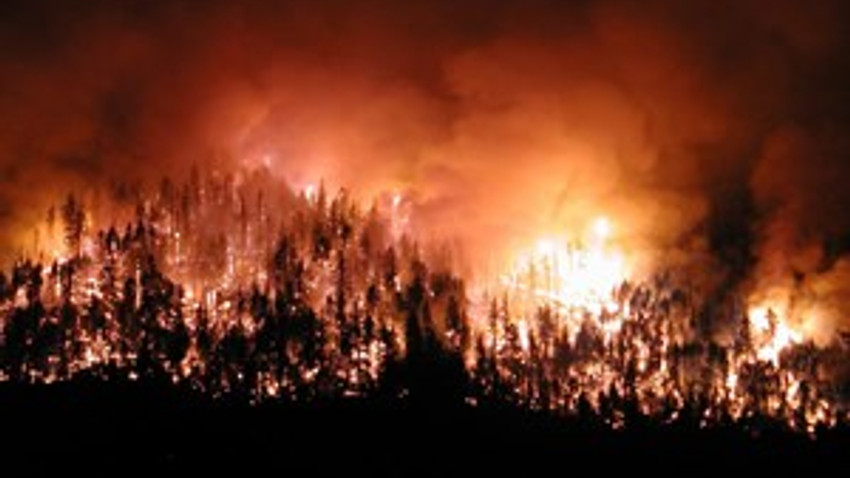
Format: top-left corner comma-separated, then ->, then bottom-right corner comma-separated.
1,0 -> 850,337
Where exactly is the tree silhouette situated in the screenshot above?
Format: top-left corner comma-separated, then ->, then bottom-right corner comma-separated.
61,194 -> 85,258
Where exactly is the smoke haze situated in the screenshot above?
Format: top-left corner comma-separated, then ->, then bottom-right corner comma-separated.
2,0 -> 850,336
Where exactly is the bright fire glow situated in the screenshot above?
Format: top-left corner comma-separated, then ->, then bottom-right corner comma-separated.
747,303 -> 803,365
304,183 -> 316,202
3,174 -> 844,434
502,216 -> 627,316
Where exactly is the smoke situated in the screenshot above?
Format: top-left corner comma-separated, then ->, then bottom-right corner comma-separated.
749,124 -> 850,343
1,0 -> 849,336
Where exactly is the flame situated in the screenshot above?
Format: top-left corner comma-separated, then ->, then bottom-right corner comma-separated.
502,215 -> 628,316
2,175 -> 844,433
466,214 -> 842,433
747,303 -> 803,365
304,183 -> 316,202
591,216 -> 611,241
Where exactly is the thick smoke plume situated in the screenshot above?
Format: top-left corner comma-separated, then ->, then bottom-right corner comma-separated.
1,1 -> 850,336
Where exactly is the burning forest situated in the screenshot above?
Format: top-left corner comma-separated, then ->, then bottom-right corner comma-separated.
3,0 -> 850,471
0,168 -> 848,437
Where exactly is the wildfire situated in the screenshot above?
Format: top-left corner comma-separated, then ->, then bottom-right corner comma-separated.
747,303 -> 803,365
0,172 -> 846,435
501,215 -> 628,317
465,214 -> 846,433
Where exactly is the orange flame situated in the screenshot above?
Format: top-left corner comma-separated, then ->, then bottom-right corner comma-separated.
502,215 -> 628,316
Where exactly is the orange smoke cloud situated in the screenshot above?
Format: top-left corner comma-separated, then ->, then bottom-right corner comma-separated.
1,0 -> 850,338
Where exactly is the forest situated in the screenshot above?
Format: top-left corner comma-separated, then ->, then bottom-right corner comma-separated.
0,167 -> 848,440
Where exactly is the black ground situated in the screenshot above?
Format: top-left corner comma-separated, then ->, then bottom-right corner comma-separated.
1,374 -> 847,476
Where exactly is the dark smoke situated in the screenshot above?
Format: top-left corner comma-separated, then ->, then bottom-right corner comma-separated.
1,0 -> 850,334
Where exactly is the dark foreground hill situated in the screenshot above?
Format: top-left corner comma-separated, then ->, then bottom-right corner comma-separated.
0,373 -> 847,476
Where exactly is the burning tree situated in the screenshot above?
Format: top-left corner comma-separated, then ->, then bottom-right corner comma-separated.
0,169 -> 847,435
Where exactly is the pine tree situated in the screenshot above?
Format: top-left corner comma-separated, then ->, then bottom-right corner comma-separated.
61,194 -> 85,258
